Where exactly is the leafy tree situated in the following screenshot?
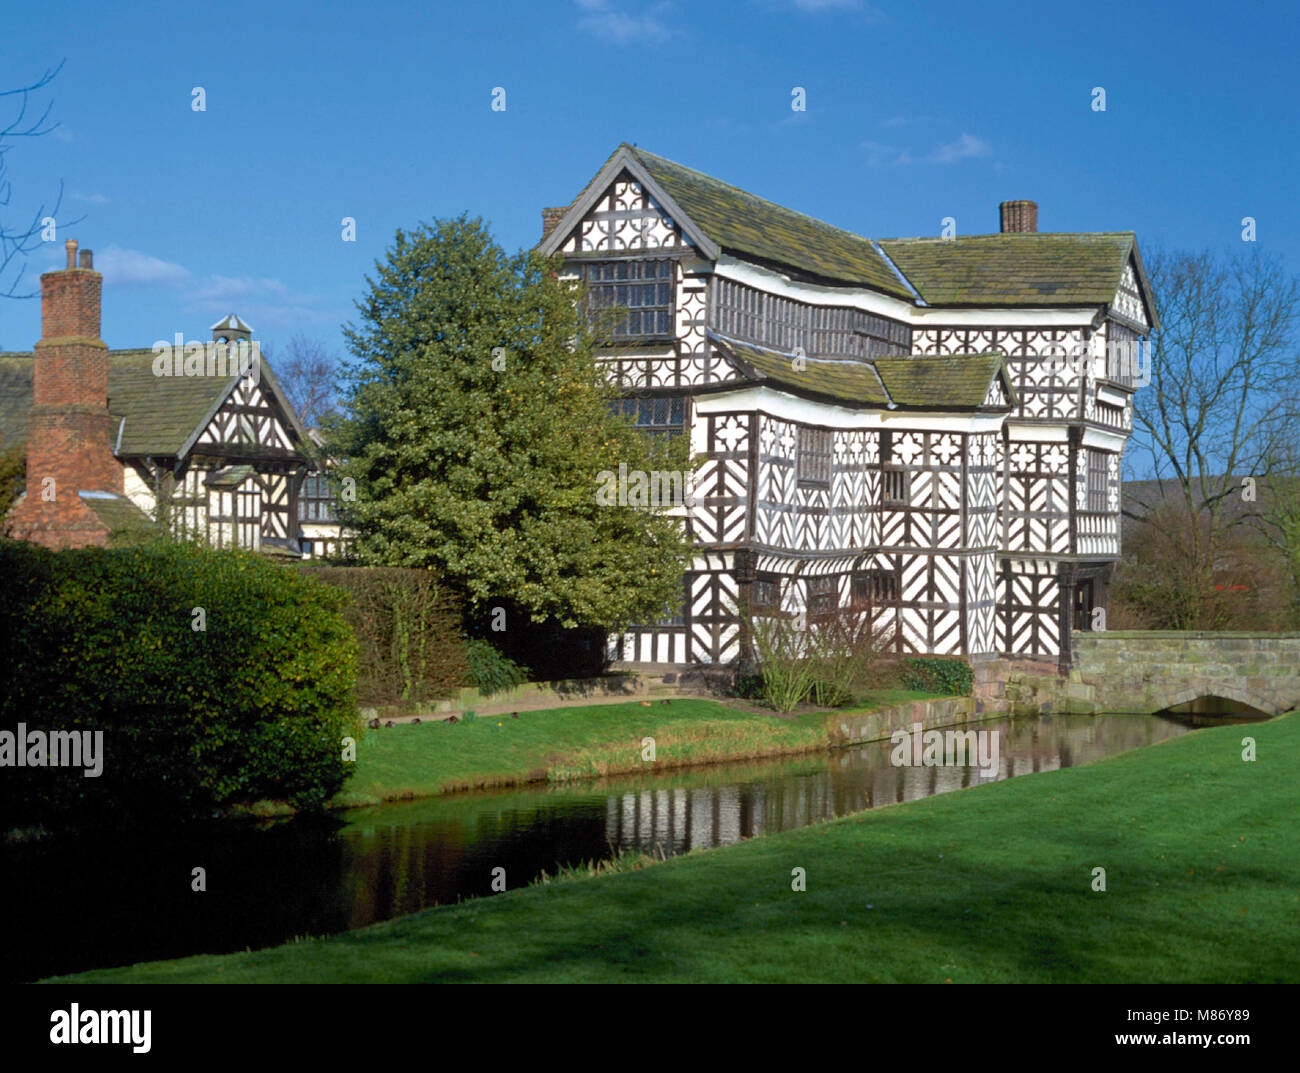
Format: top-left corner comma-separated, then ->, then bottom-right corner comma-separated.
333,214 -> 694,631
0,442 -> 24,527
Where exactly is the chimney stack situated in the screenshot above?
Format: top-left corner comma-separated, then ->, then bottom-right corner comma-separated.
541,206 -> 567,241
1000,200 -> 1038,234
8,237 -> 122,547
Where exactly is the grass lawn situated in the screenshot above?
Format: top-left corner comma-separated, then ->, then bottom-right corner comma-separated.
329,691 -> 933,806
50,711 -> 1300,983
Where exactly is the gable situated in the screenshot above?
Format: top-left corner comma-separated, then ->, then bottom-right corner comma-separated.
1111,256 -> 1153,330
557,170 -> 694,256
538,144 -> 912,297
192,372 -> 299,456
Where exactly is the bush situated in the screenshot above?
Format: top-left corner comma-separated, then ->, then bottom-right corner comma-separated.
464,638 -> 530,697
899,657 -> 973,696
740,581 -> 898,712
299,566 -> 467,704
0,539 -> 359,833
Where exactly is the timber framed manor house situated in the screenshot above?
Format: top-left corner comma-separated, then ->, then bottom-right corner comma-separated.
537,143 -> 1157,671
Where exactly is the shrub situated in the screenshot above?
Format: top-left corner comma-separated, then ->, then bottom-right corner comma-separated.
899,657 -> 974,696
0,539 -> 359,833
741,582 -> 898,712
298,566 -> 467,703
464,638 -> 530,697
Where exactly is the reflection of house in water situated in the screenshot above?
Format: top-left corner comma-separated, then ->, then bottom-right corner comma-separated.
601,716 -> 1195,854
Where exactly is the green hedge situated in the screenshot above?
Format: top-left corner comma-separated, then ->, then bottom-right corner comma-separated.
898,657 -> 974,697
0,539 -> 359,832
297,566 -> 467,704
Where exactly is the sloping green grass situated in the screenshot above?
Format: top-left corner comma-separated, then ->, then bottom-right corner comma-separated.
50,712 -> 1299,983
332,693 -> 929,805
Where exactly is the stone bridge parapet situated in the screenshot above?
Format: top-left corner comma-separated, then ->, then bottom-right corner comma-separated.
1070,631 -> 1300,716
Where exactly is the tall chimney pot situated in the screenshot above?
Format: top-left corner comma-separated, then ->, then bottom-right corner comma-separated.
65,238 -> 78,269
1000,200 -> 1038,234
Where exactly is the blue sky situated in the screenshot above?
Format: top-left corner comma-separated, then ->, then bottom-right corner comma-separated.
2,0 -> 1296,359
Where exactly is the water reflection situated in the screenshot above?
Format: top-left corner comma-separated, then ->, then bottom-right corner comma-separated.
2,711 -> 1249,981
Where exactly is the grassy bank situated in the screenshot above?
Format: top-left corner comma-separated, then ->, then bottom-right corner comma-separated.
327,692 -> 933,807
50,712 -> 1300,983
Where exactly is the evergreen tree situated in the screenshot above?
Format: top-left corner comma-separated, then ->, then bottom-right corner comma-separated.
334,214 -> 694,631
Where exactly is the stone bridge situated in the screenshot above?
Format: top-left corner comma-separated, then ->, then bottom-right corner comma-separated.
976,632 -> 1300,716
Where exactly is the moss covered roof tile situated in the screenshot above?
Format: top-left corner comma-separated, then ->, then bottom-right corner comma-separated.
878,232 -> 1136,306
626,146 -> 913,298
0,351 -> 239,456
714,337 -> 1013,411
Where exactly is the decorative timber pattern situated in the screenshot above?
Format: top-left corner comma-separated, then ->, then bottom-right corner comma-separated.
548,145 -> 1155,667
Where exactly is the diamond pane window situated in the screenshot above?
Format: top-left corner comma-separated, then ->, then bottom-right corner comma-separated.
585,259 -> 675,339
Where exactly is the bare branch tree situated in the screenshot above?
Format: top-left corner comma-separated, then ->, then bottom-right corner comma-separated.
262,334 -> 339,430
1122,246 -> 1300,626
1,60 -> 83,301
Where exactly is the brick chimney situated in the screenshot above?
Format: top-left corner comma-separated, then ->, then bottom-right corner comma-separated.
8,239 -> 124,547
1000,200 -> 1038,233
541,206 -> 568,241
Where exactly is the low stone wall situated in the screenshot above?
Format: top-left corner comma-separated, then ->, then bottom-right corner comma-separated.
830,695 -> 984,745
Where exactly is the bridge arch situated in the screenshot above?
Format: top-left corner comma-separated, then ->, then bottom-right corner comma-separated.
1152,685 -> 1274,718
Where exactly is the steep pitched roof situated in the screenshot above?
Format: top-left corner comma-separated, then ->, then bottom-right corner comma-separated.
538,144 -> 912,298
540,144 -> 1158,323
105,350 -> 235,455
0,349 -> 309,458
878,232 -> 1153,315
628,147 -> 912,297
712,335 -> 1015,411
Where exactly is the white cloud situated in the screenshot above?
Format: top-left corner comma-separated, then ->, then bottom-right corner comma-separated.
189,275 -> 293,305
575,0 -> 671,44
928,133 -> 992,164
895,133 -> 993,166
72,192 -> 110,205
95,246 -> 190,286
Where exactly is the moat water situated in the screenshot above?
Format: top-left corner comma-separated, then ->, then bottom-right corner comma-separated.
1,709 -> 1266,981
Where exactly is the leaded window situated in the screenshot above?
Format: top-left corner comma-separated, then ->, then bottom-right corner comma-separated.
1086,449 -> 1110,512
611,395 -> 686,438
584,259 -> 675,339
807,575 -> 838,617
797,427 -> 833,488
299,473 -> 339,522
751,574 -> 780,611
851,569 -> 898,607
880,431 -> 909,505
713,277 -> 911,359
